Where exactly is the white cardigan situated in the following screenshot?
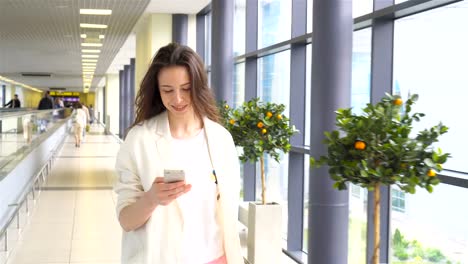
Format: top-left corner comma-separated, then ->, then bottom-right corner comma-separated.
114,112 -> 244,264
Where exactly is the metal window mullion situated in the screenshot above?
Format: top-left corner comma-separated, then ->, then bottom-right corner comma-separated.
242,0 -> 258,201
196,14 -> 206,61
287,0 -> 307,252
119,70 -> 124,138
366,0 -> 395,262
172,14 -> 188,45
129,58 -> 135,127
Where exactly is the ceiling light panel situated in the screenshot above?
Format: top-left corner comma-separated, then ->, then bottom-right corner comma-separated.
80,9 -> 112,15
81,43 -> 103,47
82,59 -> 98,63
82,54 -> 99,58
80,23 -> 108,29
82,49 -> 101,53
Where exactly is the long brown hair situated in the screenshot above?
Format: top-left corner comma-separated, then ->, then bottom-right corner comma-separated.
132,43 -> 220,128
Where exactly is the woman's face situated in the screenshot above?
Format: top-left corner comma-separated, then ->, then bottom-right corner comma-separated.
158,66 -> 193,118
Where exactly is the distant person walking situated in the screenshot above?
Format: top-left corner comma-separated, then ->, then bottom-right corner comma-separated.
72,102 -> 87,147
37,91 -> 54,110
4,94 -> 21,108
88,104 -> 95,124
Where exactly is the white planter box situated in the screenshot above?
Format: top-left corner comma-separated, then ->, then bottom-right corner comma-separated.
247,202 -> 282,264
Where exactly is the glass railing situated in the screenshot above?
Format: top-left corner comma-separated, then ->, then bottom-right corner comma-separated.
0,108 -> 70,180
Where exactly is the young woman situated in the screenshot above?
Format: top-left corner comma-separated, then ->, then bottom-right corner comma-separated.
114,43 -> 243,264
72,102 -> 86,147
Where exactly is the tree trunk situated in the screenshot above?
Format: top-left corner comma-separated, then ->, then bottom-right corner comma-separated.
260,155 -> 266,205
372,183 -> 381,264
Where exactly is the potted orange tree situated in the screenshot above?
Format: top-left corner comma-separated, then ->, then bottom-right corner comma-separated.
310,94 -> 450,264
220,98 -> 297,264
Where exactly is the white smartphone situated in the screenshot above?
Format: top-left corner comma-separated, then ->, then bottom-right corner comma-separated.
163,169 -> 185,183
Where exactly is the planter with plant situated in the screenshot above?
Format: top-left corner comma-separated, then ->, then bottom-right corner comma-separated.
220,98 -> 297,264
310,94 -> 450,264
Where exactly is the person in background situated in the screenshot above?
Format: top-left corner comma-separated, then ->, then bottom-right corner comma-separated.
114,43 -> 243,264
37,91 -> 54,110
72,102 -> 86,147
4,94 -> 21,108
81,103 -> 90,139
88,104 -> 95,124
54,97 -> 64,108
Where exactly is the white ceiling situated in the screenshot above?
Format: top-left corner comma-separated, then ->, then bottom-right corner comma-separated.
106,0 -> 210,75
0,0 -> 210,92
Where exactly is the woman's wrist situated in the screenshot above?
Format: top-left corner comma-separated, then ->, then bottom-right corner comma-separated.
142,190 -> 159,210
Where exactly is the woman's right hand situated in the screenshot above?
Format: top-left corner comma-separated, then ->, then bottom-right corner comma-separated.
145,177 -> 192,206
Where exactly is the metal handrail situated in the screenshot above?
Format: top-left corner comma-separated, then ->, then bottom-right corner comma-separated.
0,126 -> 66,253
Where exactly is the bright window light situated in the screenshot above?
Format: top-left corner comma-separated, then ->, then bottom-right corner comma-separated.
80,23 -> 108,29
80,9 -> 112,15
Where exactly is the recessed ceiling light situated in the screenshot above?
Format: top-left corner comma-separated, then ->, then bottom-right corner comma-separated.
80,23 -> 108,29
80,9 -> 112,15
82,63 -> 97,66
82,49 -> 100,53
80,34 -> 87,38
99,35 -> 105,39
81,43 -> 102,47
82,54 -> 99,58
82,59 -> 98,62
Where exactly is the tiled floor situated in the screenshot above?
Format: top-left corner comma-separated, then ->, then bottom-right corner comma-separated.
3,125 -> 298,264
5,125 -> 121,264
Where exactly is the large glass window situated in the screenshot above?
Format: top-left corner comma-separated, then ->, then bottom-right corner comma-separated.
234,0 -> 246,56
353,0 -> 373,18
204,12 -> 211,66
390,184 -> 468,263
233,63 -> 245,108
348,27 -> 372,264
393,2 -> 468,173
304,44 -> 311,146
258,0 -> 292,49
351,28 -> 372,114
257,50 -> 291,237
303,153 -> 310,252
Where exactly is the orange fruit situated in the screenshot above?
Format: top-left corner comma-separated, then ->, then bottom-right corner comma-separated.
229,119 -> 235,125
224,104 -> 229,109
266,112 -> 273,118
354,141 -> 366,150
261,129 -> 267,134
427,169 -> 436,177
257,122 -> 264,128
277,114 -> 282,120
394,98 -> 403,106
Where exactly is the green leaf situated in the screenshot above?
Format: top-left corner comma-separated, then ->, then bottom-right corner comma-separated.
426,185 -> 433,193
333,182 -> 341,189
